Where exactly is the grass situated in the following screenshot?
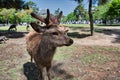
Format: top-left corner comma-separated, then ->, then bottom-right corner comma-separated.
98,47 -> 120,52
0,25 -> 32,32
0,24 -> 120,32
63,24 -> 90,27
79,46 -> 120,65
54,45 -> 77,60
53,78 -> 78,80
80,53 -> 111,65
0,44 -> 4,47
63,24 -> 120,28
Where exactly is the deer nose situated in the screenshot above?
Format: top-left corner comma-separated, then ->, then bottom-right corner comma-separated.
65,38 -> 73,46
69,39 -> 73,44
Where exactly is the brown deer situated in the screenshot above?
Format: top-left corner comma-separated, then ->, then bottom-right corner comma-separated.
8,24 -> 17,31
26,9 -> 73,80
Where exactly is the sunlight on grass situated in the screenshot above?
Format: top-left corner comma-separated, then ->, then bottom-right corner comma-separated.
0,26 -> 32,32
63,24 -> 90,27
0,24 -> 119,32
54,45 -> 77,60
63,24 -> 120,28
53,77 -> 78,80
8,68 -> 19,79
99,47 -> 120,52
92,46 -> 120,52
80,53 -> 111,65
0,44 -> 5,47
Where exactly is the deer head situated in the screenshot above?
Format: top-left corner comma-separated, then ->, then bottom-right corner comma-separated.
30,9 -> 73,47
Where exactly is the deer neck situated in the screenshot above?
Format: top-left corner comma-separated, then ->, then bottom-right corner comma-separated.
38,38 -> 56,55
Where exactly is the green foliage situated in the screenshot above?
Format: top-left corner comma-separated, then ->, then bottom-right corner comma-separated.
74,5 -> 85,20
94,0 -> 120,20
26,1 -> 39,13
98,0 -> 109,5
0,8 -> 16,23
22,14 -> 35,23
62,12 -> 77,22
0,0 -> 38,23
94,3 -> 109,20
0,8 -> 35,23
54,8 -> 60,16
107,0 -> 120,19
0,0 -> 26,9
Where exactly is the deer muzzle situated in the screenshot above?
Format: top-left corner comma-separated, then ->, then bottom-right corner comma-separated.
65,38 -> 73,46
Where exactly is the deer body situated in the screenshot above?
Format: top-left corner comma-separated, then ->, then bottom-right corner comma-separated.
8,24 -> 17,31
26,9 -> 73,80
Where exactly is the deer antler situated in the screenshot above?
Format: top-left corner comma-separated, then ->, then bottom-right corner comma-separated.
31,12 -> 45,22
31,9 -> 63,26
50,11 -> 63,24
44,9 -> 51,26
31,9 -> 50,26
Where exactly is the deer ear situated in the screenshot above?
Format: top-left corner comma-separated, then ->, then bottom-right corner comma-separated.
57,11 -> 63,19
30,22 -> 45,33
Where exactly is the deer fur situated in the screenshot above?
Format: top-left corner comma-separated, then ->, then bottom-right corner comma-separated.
26,9 -> 73,80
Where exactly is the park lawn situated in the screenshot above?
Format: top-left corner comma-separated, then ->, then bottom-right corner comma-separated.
0,25 -> 32,32
0,24 -> 120,32
63,24 -> 120,28
63,24 -> 91,27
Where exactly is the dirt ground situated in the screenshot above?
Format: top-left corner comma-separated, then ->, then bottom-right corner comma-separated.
0,27 -> 120,80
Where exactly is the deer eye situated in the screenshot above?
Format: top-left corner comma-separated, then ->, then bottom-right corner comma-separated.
52,32 -> 58,35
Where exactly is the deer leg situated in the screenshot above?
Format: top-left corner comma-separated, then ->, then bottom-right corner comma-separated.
3,39 -> 6,44
26,26 -> 27,31
46,65 -> 52,80
30,53 -> 33,63
27,50 -> 33,63
15,27 -> 17,31
8,28 -> 10,31
37,64 -> 45,80
31,56 -> 33,63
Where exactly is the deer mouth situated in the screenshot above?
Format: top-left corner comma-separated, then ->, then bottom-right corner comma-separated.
65,39 -> 73,46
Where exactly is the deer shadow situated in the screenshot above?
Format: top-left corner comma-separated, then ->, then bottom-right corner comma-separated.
51,62 -> 74,79
23,62 -> 74,80
95,28 -> 120,43
0,30 -> 28,38
68,32 -> 90,38
23,62 -> 40,80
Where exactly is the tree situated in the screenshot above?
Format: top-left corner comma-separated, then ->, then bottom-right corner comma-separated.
0,8 -> 16,24
0,0 -> 37,24
107,0 -> 120,19
94,3 -> 109,20
0,0 -> 26,9
26,1 -> 39,13
74,5 -> 84,20
54,8 -> 60,16
98,0 -> 109,5
72,0 -> 94,36
72,0 -> 109,36
89,0 -> 94,36
94,0 -> 120,24
62,12 -> 77,22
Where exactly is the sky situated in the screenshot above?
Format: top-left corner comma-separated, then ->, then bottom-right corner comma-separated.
24,0 -> 79,16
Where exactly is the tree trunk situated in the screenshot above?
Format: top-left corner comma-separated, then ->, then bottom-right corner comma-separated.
88,0 -> 94,36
